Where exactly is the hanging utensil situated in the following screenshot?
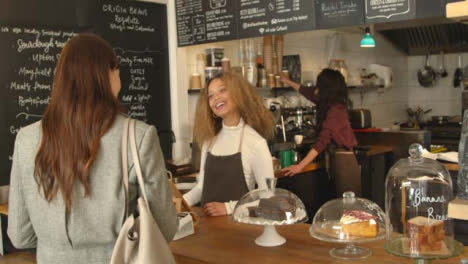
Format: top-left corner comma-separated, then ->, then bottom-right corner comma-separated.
417,54 -> 436,87
454,54 -> 463,88
437,51 -> 448,78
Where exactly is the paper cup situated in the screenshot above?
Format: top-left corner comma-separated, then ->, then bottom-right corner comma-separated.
294,134 -> 304,145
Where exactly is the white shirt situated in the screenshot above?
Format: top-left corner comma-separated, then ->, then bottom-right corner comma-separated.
183,118 -> 274,214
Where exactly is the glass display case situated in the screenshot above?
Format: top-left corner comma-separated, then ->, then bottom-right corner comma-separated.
385,143 -> 465,263
309,191 -> 387,259
232,178 -> 307,247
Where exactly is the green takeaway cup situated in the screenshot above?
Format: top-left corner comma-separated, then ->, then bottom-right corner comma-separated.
280,149 -> 294,168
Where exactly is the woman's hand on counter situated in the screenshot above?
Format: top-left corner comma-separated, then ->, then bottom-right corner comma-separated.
281,164 -> 305,177
203,202 -> 227,217
281,148 -> 319,176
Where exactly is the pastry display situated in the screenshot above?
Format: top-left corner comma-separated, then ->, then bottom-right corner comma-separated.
233,188 -> 307,247
248,195 -> 296,221
406,216 -> 445,252
340,210 -> 378,238
310,192 -> 386,259
384,144 -> 463,261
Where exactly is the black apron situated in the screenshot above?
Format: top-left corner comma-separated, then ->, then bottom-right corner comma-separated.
200,126 -> 249,206
327,146 -> 361,198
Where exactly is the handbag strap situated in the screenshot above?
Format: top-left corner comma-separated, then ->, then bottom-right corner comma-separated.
122,118 -> 130,218
128,118 -> 150,205
122,118 -> 153,216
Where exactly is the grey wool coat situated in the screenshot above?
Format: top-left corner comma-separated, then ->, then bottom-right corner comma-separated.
8,114 -> 178,264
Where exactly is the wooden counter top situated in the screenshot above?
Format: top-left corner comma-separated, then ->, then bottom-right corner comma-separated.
440,162 -> 459,171
274,162 -> 322,178
366,145 -> 393,156
170,213 -> 467,264
0,204 -> 8,215
274,145 -> 392,178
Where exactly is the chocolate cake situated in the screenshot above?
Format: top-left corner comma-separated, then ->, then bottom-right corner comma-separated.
248,196 -> 296,221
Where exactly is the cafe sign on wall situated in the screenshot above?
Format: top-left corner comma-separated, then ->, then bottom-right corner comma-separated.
365,0 -> 415,23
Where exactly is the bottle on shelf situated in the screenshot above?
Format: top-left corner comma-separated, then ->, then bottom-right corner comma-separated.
329,59 -> 348,84
239,39 -> 257,87
257,51 -> 267,88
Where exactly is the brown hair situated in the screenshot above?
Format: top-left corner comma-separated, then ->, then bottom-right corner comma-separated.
34,33 -> 122,211
193,72 -> 275,145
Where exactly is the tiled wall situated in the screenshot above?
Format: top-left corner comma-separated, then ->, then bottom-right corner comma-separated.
407,53 -> 466,120
182,29 -> 410,131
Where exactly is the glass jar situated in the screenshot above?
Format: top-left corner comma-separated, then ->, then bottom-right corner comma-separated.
329,59 -> 348,84
385,143 -> 464,262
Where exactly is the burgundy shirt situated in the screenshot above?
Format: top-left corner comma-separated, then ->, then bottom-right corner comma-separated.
299,85 -> 357,154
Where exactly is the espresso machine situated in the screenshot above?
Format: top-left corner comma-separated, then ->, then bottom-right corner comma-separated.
274,106 -> 316,142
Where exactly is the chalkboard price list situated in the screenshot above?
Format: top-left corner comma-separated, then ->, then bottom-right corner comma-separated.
365,0 -> 415,22
115,48 -> 158,122
315,0 -> 364,29
176,0 -> 237,46
238,0 -> 315,39
101,3 -> 155,33
0,26 -> 76,184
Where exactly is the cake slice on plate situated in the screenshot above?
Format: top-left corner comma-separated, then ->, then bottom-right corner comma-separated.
340,210 -> 378,238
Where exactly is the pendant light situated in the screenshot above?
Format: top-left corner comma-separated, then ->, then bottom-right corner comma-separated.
360,27 -> 375,48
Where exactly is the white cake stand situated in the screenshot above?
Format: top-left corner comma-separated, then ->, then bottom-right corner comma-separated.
232,187 -> 308,247
255,225 -> 286,247
234,206 -> 307,247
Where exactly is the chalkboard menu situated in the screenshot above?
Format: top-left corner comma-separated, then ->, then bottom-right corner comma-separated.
97,0 -> 173,161
0,1 -> 171,185
176,0 -> 315,46
315,0 -> 365,29
237,0 -> 315,39
365,0 -> 415,23
0,26 -> 77,185
0,0 -> 95,28
176,0 -> 238,46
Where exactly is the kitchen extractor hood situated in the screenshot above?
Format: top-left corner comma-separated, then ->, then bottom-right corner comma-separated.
377,21 -> 468,55
370,1 -> 468,55
332,1 -> 467,56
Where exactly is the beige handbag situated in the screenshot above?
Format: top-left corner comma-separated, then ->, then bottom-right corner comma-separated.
110,118 -> 176,264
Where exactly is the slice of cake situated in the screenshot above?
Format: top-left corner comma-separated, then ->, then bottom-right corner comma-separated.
406,216 -> 445,253
340,210 -> 378,238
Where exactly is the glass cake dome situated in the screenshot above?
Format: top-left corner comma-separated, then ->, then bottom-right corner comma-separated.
233,178 -> 307,247
309,191 -> 387,259
384,144 -> 464,263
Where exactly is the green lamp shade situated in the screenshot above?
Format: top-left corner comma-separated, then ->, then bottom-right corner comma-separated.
360,33 -> 375,48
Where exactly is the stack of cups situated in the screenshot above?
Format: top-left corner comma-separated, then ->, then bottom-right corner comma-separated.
196,53 -> 206,88
263,36 -> 273,75
190,73 -> 202,89
272,54 -> 278,76
276,35 -> 284,74
221,57 -> 231,73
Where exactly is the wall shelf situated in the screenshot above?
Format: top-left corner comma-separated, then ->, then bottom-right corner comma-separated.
188,85 -> 384,96
188,88 -> 202,94
348,85 -> 385,90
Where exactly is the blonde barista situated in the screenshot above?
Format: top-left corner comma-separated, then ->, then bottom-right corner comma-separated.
184,72 -> 275,216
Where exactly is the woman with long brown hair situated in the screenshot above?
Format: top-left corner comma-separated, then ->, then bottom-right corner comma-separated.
8,33 -> 178,263
184,72 -> 275,216
279,69 -> 358,219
